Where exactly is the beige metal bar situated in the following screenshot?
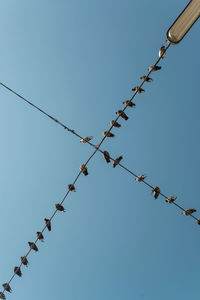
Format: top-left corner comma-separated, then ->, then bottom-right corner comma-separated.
167,0 -> 200,44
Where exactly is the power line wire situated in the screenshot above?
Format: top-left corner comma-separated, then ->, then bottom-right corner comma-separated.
3,43 -> 197,298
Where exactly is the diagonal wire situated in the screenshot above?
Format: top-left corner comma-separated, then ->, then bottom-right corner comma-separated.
3,43 -> 194,297
0,81 -> 84,138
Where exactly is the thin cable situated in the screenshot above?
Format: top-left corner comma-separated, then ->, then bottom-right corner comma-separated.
2,43 -> 185,296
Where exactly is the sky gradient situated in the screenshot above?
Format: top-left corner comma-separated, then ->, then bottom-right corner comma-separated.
0,1 -> 200,299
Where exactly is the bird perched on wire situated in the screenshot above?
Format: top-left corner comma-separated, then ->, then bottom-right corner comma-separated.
80,136 -> 93,143
116,110 -> 128,120
113,156 -> 123,168
28,242 -> 38,252
140,75 -> 152,82
196,219 -> 200,225
102,131 -> 115,138
21,256 -> 28,267
102,151 -> 111,163
44,218 -> 51,231
152,187 -> 160,199
135,175 -> 146,182
14,266 -> 22,277
159,46 -> 166,59
148,65 -> 162,72
0,292 -> 5,299
110,120 -> 121,128
2,283 -> 11,293
80,164 -> 88,175
181,209 -> 196,216
165,196 -> 177,203
37,232 -> 44,242
132,86 -> 145,93
55,203 -> 65,212
123,100 -> 135,108
68,184 -> 76,192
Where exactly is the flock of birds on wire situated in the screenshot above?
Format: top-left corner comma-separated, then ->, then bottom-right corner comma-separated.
0,43 -> 199,299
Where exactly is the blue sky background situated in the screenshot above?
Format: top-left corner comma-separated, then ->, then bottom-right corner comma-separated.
0,0 -> 199,299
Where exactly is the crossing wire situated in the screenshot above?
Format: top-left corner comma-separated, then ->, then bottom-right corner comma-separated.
2,43 -> 196,298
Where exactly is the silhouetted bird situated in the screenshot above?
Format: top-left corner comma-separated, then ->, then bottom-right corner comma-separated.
181,209 -> 196,216
2,283 -> 11,293
0,292 -> 5,299
159,46 -> 166,59
123,100 -> 135,108
14,266 -> 22,277
135,175 -> 146,182
103,151 -> 111,163
28,242 -> 38,252
116,110 -> 128,120
21,256 -> 28,267
132,86 -> 145,93
80,136 -> 93,143
68,184 -> 75,192
113,156 -> 123,168
102,131 -> 115,138
148,65 -> 161,72
37,232 -> 44,242
110,120 -> 121,128
55,203 -> 65,212
196,219 -> 200,225
140,75 -> 152,82
45,218 -> 51,231
80,164 -> 88,175
165,196 -> 177,203
152,187 -> 160,199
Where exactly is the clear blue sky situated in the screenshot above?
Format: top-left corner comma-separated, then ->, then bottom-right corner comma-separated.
0,1 -> 199,299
